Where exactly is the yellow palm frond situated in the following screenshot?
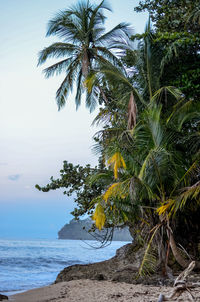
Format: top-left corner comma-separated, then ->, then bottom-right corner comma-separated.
92,203 -> 106,230
103,180 -> 129,203
107,152 -> 126,179
104,183 -> 119,202
84,73 -> 96,92
156,199 -> 175,216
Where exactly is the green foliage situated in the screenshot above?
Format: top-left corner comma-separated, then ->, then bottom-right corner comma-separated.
138,224 -> 161,276
134,1 -> 200,102
37,0 -> 200,270
135,0 -> 200,34
36,160 -> 107,218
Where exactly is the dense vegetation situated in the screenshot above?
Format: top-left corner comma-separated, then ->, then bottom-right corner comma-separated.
36,0 -> 200,276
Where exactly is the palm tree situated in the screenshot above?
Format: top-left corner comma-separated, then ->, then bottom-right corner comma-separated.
91,97 -> 200,272
87,25 -> 200,270
38,0 -> 132,111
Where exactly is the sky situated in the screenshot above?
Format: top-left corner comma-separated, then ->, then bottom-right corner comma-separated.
0,0 -> 147,239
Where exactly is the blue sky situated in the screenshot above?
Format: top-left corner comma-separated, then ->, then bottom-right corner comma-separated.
0,0 -> 147,239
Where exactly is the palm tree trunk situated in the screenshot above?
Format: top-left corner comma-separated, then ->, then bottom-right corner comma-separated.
82,50 -> 89,77
127,92 -> 137,130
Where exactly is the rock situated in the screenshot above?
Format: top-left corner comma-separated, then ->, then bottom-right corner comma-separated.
0,294 -> 8,301
55,243 -> 144,284
58,218 -> 132,241
55,242 -> 176,286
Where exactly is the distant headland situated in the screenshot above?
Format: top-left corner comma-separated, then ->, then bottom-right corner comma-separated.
58,218 -> 132,241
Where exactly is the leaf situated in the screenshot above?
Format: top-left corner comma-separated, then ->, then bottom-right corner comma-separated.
107,152 -> 126,179
179,181 -> 200,210
92,202 -> 106,230
138,224 -> 161,276
151,86 -> 183,104
156,199 -> 175,216
104,183 -> 120,202
103,180 -> 130,202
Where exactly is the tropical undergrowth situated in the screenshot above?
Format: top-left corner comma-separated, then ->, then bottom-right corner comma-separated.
36,0 -> 200,277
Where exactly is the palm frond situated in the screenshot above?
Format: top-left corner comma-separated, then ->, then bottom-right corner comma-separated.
181,160 -> 200,185
138,104 -> 164,149
38,43 -> 79,65
84,71 -> 96,93
92,200 -> 106,230
157,199 -> 175,216
95,47 -> 125,68
56,58 -> 81,110
85,90 -> 98,112
46,10 -> 86,43
138,146 -> 173,198
89,172 -> 112,186
177,181 -> 200,212
92,107 -> 119,127
144,19 -> 153,98
89,65 -> 145,106
160,41 -> 179,74
138,224 -> 161,276
186,8 -> 200,25
75,68 -> 83,109
97,22 -> 133,44
94,0 -> 112,14
89,0 -> 112,32
138,151 -> 152,181
162,158 -> 200,217
107,152 -> 126,179
151,86 -> 183,104
42,57 -> 73,78
103,180 -> 130,203
167,100 -> 200,131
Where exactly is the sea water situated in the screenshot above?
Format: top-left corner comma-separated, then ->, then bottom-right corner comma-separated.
0,239 -> 128,295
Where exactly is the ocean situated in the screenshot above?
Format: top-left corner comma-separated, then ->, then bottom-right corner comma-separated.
0,238 -> 127,295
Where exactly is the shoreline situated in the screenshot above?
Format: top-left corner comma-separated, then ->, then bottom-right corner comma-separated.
7,279 -> 200,302
7,280 -> 168,302
2,282 -> 53,296
2,284 -> 52,297
2,239 -> 200,301
1,282 -> 54,297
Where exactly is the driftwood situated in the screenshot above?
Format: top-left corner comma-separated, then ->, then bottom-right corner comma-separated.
157,261 -> 199,301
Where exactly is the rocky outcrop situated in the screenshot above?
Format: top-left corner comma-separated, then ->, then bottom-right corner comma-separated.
0,294 -> 8,301
55,242 -> 178,285
58,218 -> 132,241
55,243 -> 149,284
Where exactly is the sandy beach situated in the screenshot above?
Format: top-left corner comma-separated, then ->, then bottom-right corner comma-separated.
7,279 -> 200,302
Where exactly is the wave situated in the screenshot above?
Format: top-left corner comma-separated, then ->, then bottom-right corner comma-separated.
0,257 -> 83,268
0,238 -> 125,295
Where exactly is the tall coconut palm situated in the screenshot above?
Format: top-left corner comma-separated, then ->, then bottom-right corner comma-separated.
38,0 -> 132,111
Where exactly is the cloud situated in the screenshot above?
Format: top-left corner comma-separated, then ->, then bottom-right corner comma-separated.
8,174 -> 22,181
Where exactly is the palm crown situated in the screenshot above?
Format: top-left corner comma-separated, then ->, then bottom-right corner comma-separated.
38,0 -> 132,111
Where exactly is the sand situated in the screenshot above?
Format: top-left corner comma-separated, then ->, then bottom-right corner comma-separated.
8,279 -> 200,302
